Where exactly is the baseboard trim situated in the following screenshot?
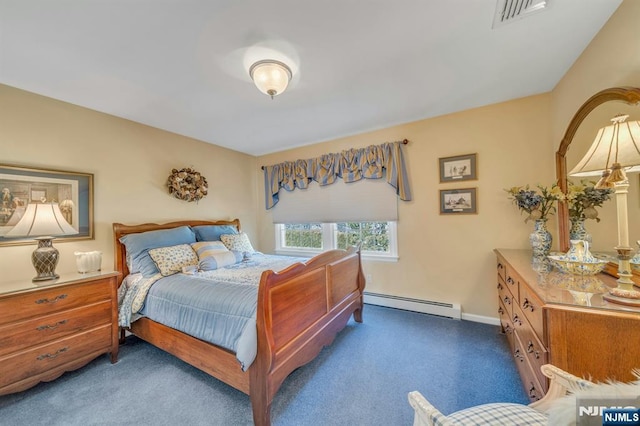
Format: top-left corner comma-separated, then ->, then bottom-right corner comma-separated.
363,291 -> 461,320
461,312 -> 500,326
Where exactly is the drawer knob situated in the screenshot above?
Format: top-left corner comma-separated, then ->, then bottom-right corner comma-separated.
529,384 -> 539,400
497,282 -> 503,290
497,263 -> 504,271
527,341 -> 534,353
514,348 -> 524,361
504,324 -> 513,334
498,306 -> 504,315
503,296 -> 511,305
35,294 -> 68,304
512,314 -> 522,326
36,320 -> 68,331
36,346 -> 69,360
507,276 -> 515,285
526,341 -> 542,359
522,298 -> 535,312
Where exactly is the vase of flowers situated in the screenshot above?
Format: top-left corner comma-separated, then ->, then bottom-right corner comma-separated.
569,218 -> 591,244
564,180 -> 613,244
506,184 -> 563,260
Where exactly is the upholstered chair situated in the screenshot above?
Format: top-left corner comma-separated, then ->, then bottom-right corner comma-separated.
408,364 -> 594,426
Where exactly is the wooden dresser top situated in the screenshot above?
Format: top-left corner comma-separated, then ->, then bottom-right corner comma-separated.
495,248 -> 640,315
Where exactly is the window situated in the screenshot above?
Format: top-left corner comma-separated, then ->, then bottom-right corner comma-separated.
275,221 -> 398,261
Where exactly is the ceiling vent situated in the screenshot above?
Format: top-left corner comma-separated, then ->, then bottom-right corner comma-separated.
492,0 -> 549,28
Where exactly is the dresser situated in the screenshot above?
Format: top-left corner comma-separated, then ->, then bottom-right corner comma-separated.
495,249 -> 640,402
0,271 -> 119,395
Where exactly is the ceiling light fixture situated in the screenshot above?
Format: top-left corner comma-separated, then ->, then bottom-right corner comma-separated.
249,59 -> 292,99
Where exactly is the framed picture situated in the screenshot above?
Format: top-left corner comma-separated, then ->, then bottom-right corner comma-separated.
439,153 -> 477,183
0,164 -> 94,246
440,188 -> 477,215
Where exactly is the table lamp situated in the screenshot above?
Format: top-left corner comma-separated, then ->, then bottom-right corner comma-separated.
569,114 -> 640,305
5,202 -> 78,282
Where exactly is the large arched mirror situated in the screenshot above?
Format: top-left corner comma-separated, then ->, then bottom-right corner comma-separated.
556,87 -> 640,269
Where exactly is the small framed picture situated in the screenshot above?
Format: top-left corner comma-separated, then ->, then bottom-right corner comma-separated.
440,188 -> 477,215
439,153 -> 477,183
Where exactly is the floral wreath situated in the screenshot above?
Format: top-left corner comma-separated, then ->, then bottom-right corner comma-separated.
167,167 -> 208,202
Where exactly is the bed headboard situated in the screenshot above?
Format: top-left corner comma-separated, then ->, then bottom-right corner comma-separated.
112,218 -> 241,286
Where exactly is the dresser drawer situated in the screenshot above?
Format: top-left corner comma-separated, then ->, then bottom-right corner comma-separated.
504,267 -> 520,303
517,320 -> 548,392
0,324 -> 111,389
499,299 -> 515,351
496,259 -> 506,284
519,284 -> 544,341
497,276 -> 514,316
513,333 -> 545,402
0,279 -> 111,325
0,301 -> 112,357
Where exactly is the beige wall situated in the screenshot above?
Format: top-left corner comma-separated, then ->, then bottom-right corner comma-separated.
256,0 -> 640,320
551,0 -> 640,252
0,84 -> 258,282
257,94 -> 555,319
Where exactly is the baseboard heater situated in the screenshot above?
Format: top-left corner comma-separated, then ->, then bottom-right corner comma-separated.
363,291 -> 461,320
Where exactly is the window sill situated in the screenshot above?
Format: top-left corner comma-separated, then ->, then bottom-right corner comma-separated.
275,249 -> 398,262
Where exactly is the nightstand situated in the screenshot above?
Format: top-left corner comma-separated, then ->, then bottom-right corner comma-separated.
0,271 -> 120,395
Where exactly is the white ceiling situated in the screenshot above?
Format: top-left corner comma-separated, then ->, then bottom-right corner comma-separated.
0,0 -> 622,156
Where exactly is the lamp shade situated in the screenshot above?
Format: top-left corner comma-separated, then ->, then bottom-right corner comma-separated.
249,59 -> 292,98
5,203 -> 78,238
569,115 -> 640,177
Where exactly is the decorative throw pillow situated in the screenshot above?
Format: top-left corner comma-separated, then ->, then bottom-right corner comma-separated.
198,250 -> 243,271
220,232 -> 255,253
148,244 -> 198,276
191,241 -> 229,258
119,226 -> 196,276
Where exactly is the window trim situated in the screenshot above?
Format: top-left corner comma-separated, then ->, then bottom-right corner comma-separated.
275,221 -> 398,262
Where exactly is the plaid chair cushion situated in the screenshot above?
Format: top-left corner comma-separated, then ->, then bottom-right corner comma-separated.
446,403 -> 547,425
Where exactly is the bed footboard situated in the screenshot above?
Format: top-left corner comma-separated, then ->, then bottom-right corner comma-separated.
250,246 -> 365,426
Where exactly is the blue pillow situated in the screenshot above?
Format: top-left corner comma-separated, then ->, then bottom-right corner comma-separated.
119,226 -> 196,277
192,225 -> 238,242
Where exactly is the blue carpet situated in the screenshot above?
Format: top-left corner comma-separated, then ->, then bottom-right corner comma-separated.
0,305 -> 528,425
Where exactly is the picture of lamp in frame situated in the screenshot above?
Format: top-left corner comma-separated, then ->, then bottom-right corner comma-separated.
0,164 -> 93,246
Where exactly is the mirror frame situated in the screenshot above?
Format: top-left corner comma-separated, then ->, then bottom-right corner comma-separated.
556,86 -> 640,252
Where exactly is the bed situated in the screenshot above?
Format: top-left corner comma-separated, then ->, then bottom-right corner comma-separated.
113,219 -> 365,426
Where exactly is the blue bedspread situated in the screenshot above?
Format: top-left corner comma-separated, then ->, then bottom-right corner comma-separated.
118,254 -> 306,370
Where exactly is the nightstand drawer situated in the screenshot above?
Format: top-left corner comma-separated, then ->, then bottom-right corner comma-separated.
0,324 -> 111,389
0,301 -> 112,357
0,279 -> 111,325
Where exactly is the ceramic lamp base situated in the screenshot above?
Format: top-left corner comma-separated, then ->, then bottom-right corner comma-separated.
31,236 -> 60,282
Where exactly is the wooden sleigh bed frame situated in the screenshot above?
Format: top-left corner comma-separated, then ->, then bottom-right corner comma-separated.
113,219 -> 365,426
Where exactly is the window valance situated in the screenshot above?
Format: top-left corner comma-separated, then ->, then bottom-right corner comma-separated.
262,140 -> 412,210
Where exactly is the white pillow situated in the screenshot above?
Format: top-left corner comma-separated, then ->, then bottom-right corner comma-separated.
220,232 -> 255,253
